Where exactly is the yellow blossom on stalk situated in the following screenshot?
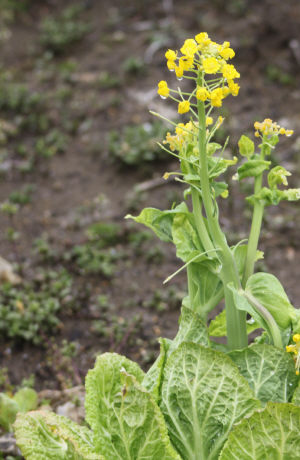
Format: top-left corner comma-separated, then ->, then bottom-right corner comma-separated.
157,80 -> 169,98
195,32 -> 211,49
286,334 -> 300,375
209,88 -> 224,107
165,49 -> 177,61
180,56 -> 194,71
178,100 -> 190,114
167,60 -> 176,71
175,123 -> 185,135
228,79 -> 240,96
206,116 -> 213,126
180,38 -> 198,57
175,60 -> 184,78
222,87 -> 231,97
216,116 -> 224,128
196,87 -> 209,101
222,63 -> 240,80
254,119 -> 294,137
202,57 -> 221,74
219,47 -> 235,60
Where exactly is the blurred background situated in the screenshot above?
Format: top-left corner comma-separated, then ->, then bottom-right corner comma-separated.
0,0 -> 300,431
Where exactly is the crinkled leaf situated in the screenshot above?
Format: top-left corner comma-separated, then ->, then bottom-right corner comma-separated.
247,186 -> 300,206
238,135 -> 255,159
172,212 -> 203,262
143,307 -> 209,401
229,343 -> 298,404
209,309 -> 259,337
211,181 -> 228,198
246,273 -> 296,329
0,393 -> 19,431
14,410 -> 99,460
160,342 -> 260,460
237,157 -> 271,180
219,402 -> 300,459
85,353 -> 180,459
143,338 -> 171,401
207,142 -> 222,156
292,381 -> 300,406
13,388 -> 38,413
208,156 -> 237,179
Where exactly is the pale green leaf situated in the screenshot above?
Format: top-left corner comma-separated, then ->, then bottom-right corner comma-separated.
172,306 -> 209,349
160,343 -> 260,460
143,338 -> 171,401
172,212 -> 203,262
246,273 -> 296,329
292,381 -> 300,406
229,344 -> 298,404
13,388 -> 38,413
14,410 -> 99,460
126,208 -> 174,242
237,158 -> 271,180
0,393 -> 19,431
219,402 -> 300,459
85,353 -> 180,460
238,135 -> 254,159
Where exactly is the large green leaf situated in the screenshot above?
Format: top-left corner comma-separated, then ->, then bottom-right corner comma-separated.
238,135 -> 254,159
14,411 -> 99,460
143,307 -> 209,402
229,344 -> 298,404
13,388 -> 38,413
292,381 -> 300,406
237,157 -> 271,180
85,353 -> 180,460
160,342 -> 260,460
219,402 -> 300,459
246,272 -> 296,329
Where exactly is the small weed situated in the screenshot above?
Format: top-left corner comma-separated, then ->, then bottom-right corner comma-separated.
35,129 -> 68,158
108,121 -> 167,166
122,57 -> 145,75
9,184 -> 35,205
98,71 -> 120,89
40,4 -> 90,54
266,64 -> 295,86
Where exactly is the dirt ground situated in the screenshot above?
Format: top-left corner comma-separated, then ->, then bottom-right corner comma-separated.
0,0 -> 300,395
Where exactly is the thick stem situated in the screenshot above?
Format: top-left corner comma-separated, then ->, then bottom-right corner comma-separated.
242,150 -> 266,287
191,188 -> 215,253
197,90 -> 247,349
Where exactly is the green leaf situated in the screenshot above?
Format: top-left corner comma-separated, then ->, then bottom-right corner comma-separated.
13,388 -> 38,413
172,211 -> 203,262
125,207 -> 174,242
143,338 -> 171,401
207,156 -> 237,179
238,135 -> 254,158
208,310 -> 259,337
0,393 -> 19,431
172,306 -> 209,349
219,402 -> 300,459
237,157 -> 271,180
232,244 -> 263,278
268,165 -> 291,189
247,186 -> 300,207
160,343 -> 260,460
229,344 -> 298,404
292,381 -> 300,406
14,410 -> 99,460
85,353 -> 180,460
187,261 -> 223,317
246,273 -> 296,329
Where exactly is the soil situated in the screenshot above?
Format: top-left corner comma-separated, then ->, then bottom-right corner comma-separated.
0,0 -> 300,396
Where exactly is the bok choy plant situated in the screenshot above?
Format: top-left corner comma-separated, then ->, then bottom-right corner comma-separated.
14,32 -> 300,460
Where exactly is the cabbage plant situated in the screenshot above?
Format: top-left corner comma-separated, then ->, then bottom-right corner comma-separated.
14,32 -> 300,460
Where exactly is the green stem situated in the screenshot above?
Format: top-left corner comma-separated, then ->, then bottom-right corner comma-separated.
196,79 -> 247,349
242,150 -> 266,287
191,189 -> 215,253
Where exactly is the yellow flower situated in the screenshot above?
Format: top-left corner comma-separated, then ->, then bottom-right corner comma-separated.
178,100 -> 190,114
206,116 -> 213,126
228,79 -> 240,96
216,116 -> 224,128
175,123 -> 185,135
209,88 -> 224,107
167,60 -> 176,71
219,47 -> 235,60
196,87 -> 209,101
195,32 -> 209,44
165,49 -> 177,61
222,87 -> 231,97
180,39 -> 198,57
157,80 -> 169,97
180,56 -> 194,71
175,60 -> 184,78
222,63 -> 240,80
286,334 -> 300,375
202,57 -> 221,74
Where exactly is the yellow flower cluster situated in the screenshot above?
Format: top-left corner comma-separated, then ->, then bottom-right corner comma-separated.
254,119 -> 294,138
286,334 -> 300,375
157,32 -> 240,113
163,121 -> 197,151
